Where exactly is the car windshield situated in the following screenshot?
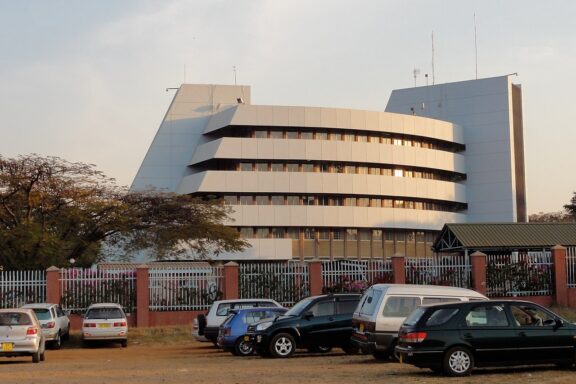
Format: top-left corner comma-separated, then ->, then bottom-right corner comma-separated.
32,308 -> 51,320
0,312 -> 32,326
85,307 -> 125,319
403,307 -> 426,326
285,297 -> 314,316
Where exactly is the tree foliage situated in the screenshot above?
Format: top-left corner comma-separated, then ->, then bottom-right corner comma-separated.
529,211 -> 572,223
564,192 -> 576,220
0,154 -> 248,270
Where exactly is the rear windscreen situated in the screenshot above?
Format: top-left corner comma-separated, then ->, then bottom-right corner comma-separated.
357,289 -> 383,316
32,308 -> 51,320
0,313 -> 32,326
403,307 -> 426,326
85,308 -> 125,319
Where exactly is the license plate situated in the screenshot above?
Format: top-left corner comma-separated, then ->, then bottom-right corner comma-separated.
243,335 -> 250,341
1,343 -> 13,352
99,323 -> 111,328
359,324 -> 364,332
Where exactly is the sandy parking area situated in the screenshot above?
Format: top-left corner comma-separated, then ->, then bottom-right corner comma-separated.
0,338 -> 575,384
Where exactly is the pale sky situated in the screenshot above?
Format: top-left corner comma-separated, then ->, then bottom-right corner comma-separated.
1,0 -> 574,215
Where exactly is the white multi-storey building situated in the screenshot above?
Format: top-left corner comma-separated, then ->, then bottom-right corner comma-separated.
132,75 -> 525,261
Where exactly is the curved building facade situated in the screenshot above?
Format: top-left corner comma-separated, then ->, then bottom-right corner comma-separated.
132,76 -> 525,260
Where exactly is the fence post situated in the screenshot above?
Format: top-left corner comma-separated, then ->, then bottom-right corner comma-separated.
46,266 -> 61,304
136,264 -> 150,328
391,255 -> 405,284
552,245 -> 568,306
223,262 -> 239,300
470,251 -> 487,295
308,260 -> 323,295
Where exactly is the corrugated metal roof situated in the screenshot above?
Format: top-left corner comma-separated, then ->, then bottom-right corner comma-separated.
434,223 -> 576,251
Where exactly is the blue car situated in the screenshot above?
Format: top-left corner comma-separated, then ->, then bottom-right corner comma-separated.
217,307 -> 287,356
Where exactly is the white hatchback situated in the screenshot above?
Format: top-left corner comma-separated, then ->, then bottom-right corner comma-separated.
21,303 -> 70,349
82,303 -> 128,347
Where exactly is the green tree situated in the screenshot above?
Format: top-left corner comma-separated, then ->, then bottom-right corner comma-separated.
564,192 -> 576,220
529,211 -> 571,223
0,154 -> 248,270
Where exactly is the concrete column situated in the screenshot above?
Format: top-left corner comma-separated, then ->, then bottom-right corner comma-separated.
552,245 -> 568,306
308,260 -> 323,296
223,262 -> 239,300
136,264 -> 150,328
391,255 -> 406,284
470,251 -> 487,296
46,266 -> 61,304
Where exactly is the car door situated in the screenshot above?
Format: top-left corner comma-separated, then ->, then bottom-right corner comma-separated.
299,299 -> 337,347
55,305 -> 69,333
507,303 -> 574,364
459,303 -> 517,365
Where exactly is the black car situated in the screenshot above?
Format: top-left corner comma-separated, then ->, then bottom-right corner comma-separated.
246,293 -> 361,358
395,299 -> 576,376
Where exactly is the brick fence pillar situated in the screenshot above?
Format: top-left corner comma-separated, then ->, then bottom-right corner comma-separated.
223,262 -> 239,300
46,266 -> 61,304
136,264 -> 150,328
308,260 -> 323,296
552,245 -> 568,307
391,255 -> 405,284
470,251 -> 487,296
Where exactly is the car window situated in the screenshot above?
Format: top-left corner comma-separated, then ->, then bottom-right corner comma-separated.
221,313 -> 236,327
234,303 -> 258,310
56,306 -> 66,317
422,297 -> 460,305
85,308 -> 125,319
510,304 -> 555,326
382,296 -> 420,317
285,297 -> 314,316
0,313 -> 32,326
258,301 -> 277,307
32,308 -> 52,321
216,303 -> 232,316
310,301 -> 335,317
403,307 -> 427,326
244,311 -> 269,324
337,300 -> 359,315
465,305 -> 508,327
425,308 -> 459,326
358,289 -> 383,316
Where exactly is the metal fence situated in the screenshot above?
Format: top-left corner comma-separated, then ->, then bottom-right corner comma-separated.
567,247 -> 576,288
0,270 -> 46,308
239,261 -> 309,307
60,267 -> 137,314
322,260 -> 393,292
149,265 -> 224,311
486,251 -> 553,296
405,256 -> 471,288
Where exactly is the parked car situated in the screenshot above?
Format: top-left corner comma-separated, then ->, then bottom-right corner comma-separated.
0,308 -> 46,363
351,284 -> 487,360
395,299 -> 576,376
217,307 -> 288,356
194,299 -> 282,344
21,303 -> 70,349
82,303 -> 128,347
247,293 -> 361,358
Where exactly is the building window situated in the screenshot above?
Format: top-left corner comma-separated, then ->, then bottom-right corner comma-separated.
300,131 -> 313,140
319,229 -> 330,240
357,166 -> 368,174
333,229 -> 344,240
303,228 -> 316,240
317,196 -> 329,206
256,162 -> 269,172
223,195 -> 237,205
255,130 -> 268,138
302,163 -> 314,172
271,163 -> 284,172
239,227 -> 254,238
330,196 -> 344,206
345,197 -> 356,206
334,163 -> 345,173
239,196 -> 253,205
359,229 -> 371,240
344,133 -> 355,141
346,229 -> 358,241
255,228 -> 270,238
394,169 -> 403,177
345,165 -> 356,174
286,163 -> 300,172
329,131 -> 341,141
357,198 -> 369,207
286,130 -> 298,139
287,228 -> 300,239
303,196 -> 315,206
240,162 -> 253,171
272,228 -> 286,238
372,229 -> 382,241
357,133 -> 368,142
270,130 -> 284,139
320,163 -> 330,173
255,195 -> 269,205
287,195 -> 300,205
316,131 -> 328,140
271,196 -> 285,205
370,198 -> 380,207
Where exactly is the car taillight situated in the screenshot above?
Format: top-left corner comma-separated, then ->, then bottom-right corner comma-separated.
400,332 -> 427,343
26,327 -> 39,335
83,323 -> 96,328
42,321 -> 56,329
223,327 -> 231,336
114,321 -> 127,327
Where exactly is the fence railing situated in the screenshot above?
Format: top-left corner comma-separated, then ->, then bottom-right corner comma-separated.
322,260 -> 393,292
239,261 -> 309,307
0,270 -> 46,308
60,268 -> 136,314
567,247 -> 576,288
149,265 -> 223,311
405,256 -> 471,288
486,252 -> 553,297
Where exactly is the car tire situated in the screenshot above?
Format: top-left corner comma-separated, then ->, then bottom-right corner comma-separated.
52,332 -> 62,350
269,333 -> 296,358
32,351 -> 40,363
121,340 -> 128,348
40,351 -> 45,362
197,314 -> 207,336
341,344 -> 359,355
234,338 -> 254,356
443,346 -> 474,376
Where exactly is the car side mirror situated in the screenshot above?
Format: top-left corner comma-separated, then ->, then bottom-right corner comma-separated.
304,311 -> 314,319
554,318 -> 563,330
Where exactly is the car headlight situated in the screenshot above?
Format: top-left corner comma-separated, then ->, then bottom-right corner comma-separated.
255,321 -> 273,331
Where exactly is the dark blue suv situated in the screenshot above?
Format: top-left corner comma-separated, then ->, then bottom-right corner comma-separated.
217,307 -> 287,356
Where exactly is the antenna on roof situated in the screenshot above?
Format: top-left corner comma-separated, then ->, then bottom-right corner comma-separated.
413,68 -> 420,87
233,65 -> 237,86
431,31 -> 436,85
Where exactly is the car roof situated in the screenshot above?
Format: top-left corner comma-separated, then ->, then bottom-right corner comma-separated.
420,299 -> 544,309
212,299 -> 280,304
86,303 -> 124,309
368,283 -> 487,298
21,303 -> 57,309
230,307 -> 287,313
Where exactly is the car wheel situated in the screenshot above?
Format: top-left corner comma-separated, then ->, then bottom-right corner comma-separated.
197,314 -> 207,336
234,338 -> 254,356
52,332 -> 62,350
32,351 -> 40,363
121,340 -> 128,348
40,351 -> 45,362
341,344 -> 359,355
443,346 -> 474,376
269,333 -> 296,358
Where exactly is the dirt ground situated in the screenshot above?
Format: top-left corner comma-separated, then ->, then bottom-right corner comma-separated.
1,337 -> 576,384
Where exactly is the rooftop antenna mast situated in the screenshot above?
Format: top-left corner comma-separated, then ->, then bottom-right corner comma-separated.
431,31 -> 435,85
233,65 -> 237,86
474,12 -> 478,79
413,68 -> 420,87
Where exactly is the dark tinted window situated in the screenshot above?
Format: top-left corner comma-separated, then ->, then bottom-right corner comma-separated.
425,308 -> 459,326
338,300 -> 359,314
358,289 -> 383,316
85,307 -> 125,320
310,301 -> 335,317
465,305 -> 508,327
403,307 -> 426,326
285,297 -> 314,316
0,313 -> 33,326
